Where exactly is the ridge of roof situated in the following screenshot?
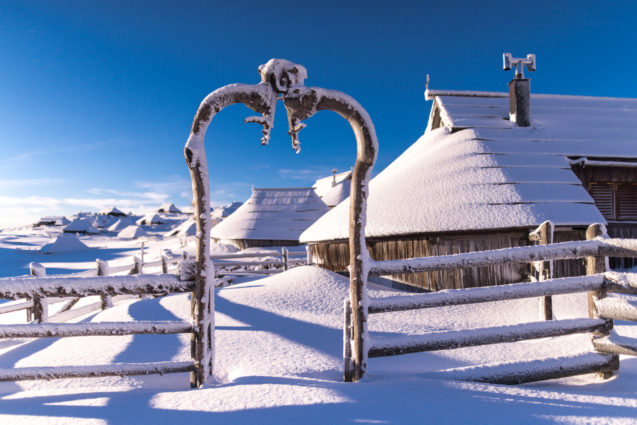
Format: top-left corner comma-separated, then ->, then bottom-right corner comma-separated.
425,89 -> 637,102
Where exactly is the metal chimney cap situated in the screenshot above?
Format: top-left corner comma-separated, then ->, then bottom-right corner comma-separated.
503,53 -> 536,78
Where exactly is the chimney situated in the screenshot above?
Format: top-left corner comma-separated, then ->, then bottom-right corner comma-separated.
331,168 -> 337,187
503,53 -> 536,127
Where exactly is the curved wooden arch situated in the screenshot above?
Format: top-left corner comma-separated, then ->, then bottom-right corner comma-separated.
184,59 -> 377,386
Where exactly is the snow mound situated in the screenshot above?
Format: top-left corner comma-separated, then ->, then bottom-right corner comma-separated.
108,216 -> 136,232
40,234 -> 91,253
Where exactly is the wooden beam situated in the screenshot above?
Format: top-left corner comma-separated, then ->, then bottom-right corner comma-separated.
0,321 -> 194,338
439,353 -> 619,385
0,274 -> 194,299
367,274 -> 605,314
0,361 -> 196,382
368,318 -> 612,358
593,335 -> 637,356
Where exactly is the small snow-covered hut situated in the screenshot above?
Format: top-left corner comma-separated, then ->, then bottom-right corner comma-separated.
301,83 -> 637,291
98,206 -> 127,217
107,216 -> 136,232
33,216 -> 70,228
157,203 -> 182,214
211,188 -> 329,249
92,214 -> 117,229
117,225 -> 148,239
41,234 -> 90,253
211,201 -> 243,220
136,213 -> 164,226
313,170 -> 352,208
63,218 -> 100,235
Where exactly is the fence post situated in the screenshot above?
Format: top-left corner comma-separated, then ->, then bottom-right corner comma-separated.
305,245 -> 312,266
282,248 -> 289,271
586,223 -> 615,379
128,256 -> 142,275
96,259 -> 113,309
343,299 -> 353,382
29,262 -> 48,323
161,255 -> 168,273
140,241 -> 145,266
530,221 -> 554,320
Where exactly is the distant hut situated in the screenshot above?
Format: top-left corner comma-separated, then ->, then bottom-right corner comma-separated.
211,188 -> 329,249
33,216 -> 70,228
98,206 -> 127,217
107,216 -> 136,232
211,201 -> 243,220
92,214 -> 117,229
313,169 -> 352,208
137,213 -> 164,226
157,203 -> 182,214
300,85 -> 637,291
63,218 -> 100,235
117,225 -> 148,239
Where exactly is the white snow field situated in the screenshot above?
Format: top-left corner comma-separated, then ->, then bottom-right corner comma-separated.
0,260 -> 636,424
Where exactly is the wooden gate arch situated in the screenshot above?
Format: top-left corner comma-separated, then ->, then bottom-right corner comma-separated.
184,59 -> 377,386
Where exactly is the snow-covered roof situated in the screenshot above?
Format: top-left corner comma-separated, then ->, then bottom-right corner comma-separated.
300,90 -> 633,242
313,170 -> 352,208
63,218 -> 100,234
136,213 -> 164,226
211,188 -> 329,242
107,217 -> 136,232
117,225 -> 148,239
157,203 -> 181,213
98,206 -> 126,216
211,201 -> 243,219
40,234 -> 90,253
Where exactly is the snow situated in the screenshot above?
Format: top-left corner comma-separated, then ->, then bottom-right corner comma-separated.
117,225 -> 148,240
107,216 -> 136,232
40,234 -> 91,254
63,218 -> 100,235
212,188 -> 329,243
313,170 -> 352,208
0,264 -> 635,423
136,214 -> 163,226
211,201 -> 243,219
157,203 -> 181,214
98,207 -> 126,217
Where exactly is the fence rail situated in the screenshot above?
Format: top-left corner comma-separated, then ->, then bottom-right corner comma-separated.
345,222 -> 637,384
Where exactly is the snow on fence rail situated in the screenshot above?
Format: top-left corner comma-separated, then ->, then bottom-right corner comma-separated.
0,258 -> 210,387
344,223 -> 637,384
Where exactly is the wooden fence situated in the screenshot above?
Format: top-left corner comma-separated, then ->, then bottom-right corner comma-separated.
212,248 -> 308,277
344,223 -> 637,384
0,257 -> 211,387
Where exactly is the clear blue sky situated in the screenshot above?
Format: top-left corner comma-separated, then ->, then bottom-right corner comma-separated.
0,0 -> 634,226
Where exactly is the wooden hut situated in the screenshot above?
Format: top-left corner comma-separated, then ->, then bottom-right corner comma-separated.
211,187 -> 329,249
313,170 -> 352,208
300,89 -> 637,291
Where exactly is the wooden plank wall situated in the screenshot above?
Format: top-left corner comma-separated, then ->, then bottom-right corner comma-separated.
310,227 -> 588,291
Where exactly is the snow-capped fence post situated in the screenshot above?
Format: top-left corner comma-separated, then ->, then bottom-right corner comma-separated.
529,220 -> 554,320
96,259 -> 113,310
29,262 -> 47,323
343,298 -> 353,382
161,255 -> 169,273
282,248 -> 289,271
128,256 -> 142,275
586,223 -> 613,378
305,245 -> 312,265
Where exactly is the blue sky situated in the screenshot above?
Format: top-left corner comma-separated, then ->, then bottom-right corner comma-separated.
0,0 -> 635,227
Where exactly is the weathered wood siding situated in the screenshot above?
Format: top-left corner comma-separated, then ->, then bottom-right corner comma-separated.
607,223 -> 637,269
213,238 -> 299,250
309,227 -> 587,291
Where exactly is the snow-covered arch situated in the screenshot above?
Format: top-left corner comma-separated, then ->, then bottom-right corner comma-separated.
184,59 -> 377,386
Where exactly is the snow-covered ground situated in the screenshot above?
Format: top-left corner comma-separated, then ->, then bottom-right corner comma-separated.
1,224 -> 636,424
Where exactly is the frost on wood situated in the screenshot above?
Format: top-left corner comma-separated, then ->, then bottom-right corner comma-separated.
0,321 -> 194,338
0,362 -> 196,382
368,318 -> 611,358
0,274 -> 194,299
368,274 -> 605,313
